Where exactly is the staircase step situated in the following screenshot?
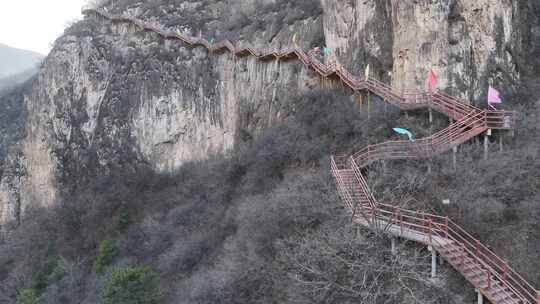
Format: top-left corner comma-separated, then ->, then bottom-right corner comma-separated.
447,254 -> 474,267
460,264 -> 483,277
438,242 -> 459,251
463,268 -> 488,280
489,291 -> 521,304
489,288 -> 516,302
473,276 -> 502,287
441,248 -> 466,259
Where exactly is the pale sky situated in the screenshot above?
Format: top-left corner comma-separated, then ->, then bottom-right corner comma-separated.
0,0 -> 88,55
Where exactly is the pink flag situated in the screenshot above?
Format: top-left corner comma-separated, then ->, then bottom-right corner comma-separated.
488,86 -> 502,104
428,69 -> 438,91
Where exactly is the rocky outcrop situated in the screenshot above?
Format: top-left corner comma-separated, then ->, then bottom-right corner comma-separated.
323,0 -> 528,102
321,0 -> 394,81
0,0 -> 323,226
0,0 -> 537,226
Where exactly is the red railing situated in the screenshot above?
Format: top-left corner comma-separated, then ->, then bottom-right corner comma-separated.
82,8 -> 515,127
349,157 -> 378,209
351,197 -> 539,304
351,110 -> 487,167
335,112 -> 533,303
330,158 -> 355,211
486,110 -> 516,129
331,156 -> 374,223
334,150 -> 538,303
444,219 -> 537,303
431,92 -> 481,120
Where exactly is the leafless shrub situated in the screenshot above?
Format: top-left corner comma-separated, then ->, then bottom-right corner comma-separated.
274,221 -> 453,304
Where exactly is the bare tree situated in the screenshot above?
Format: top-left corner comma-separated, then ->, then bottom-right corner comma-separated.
275,222 -> 453,304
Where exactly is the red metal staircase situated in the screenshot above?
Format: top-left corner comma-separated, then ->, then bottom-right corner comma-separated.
332,155 -> 538,304
82,7 -> 535,303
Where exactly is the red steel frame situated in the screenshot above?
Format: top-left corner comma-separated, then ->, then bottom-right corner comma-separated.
332,156 -> 538,304
82,7 -> 534,304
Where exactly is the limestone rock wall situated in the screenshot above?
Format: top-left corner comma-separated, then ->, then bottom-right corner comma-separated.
0,1 -> 323,226
322,0 -> 525,102
0,0 -> 536,225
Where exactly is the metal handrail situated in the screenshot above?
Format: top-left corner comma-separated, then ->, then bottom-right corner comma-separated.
82,8 -> 514,127
341,190 -> 537,303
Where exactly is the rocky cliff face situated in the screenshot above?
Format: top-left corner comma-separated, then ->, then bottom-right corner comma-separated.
323,0 -> 533,101
0,0 -> 537,226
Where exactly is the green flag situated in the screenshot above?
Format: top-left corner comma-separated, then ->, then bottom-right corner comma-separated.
323,47 -> 332,55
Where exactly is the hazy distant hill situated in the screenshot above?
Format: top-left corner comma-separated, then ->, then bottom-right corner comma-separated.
0,43 -> 43,77
0,43 -> 43,92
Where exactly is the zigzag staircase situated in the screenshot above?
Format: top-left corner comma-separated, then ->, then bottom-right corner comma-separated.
82,7 -> 536,304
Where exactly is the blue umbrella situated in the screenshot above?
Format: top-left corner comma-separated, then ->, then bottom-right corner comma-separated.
393,128 -> 414,141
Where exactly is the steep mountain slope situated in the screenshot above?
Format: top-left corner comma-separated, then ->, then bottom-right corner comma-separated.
0,0 -> 539,303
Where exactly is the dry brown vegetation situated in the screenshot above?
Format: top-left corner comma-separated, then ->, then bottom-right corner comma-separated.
0,90 -> 465,303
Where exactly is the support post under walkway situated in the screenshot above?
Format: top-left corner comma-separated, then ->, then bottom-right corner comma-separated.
483,130 -> 490,161
499,132 -> 504,152
476,289 -> 483,304
429,246 -> 437,279
452,146 -> 457,170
